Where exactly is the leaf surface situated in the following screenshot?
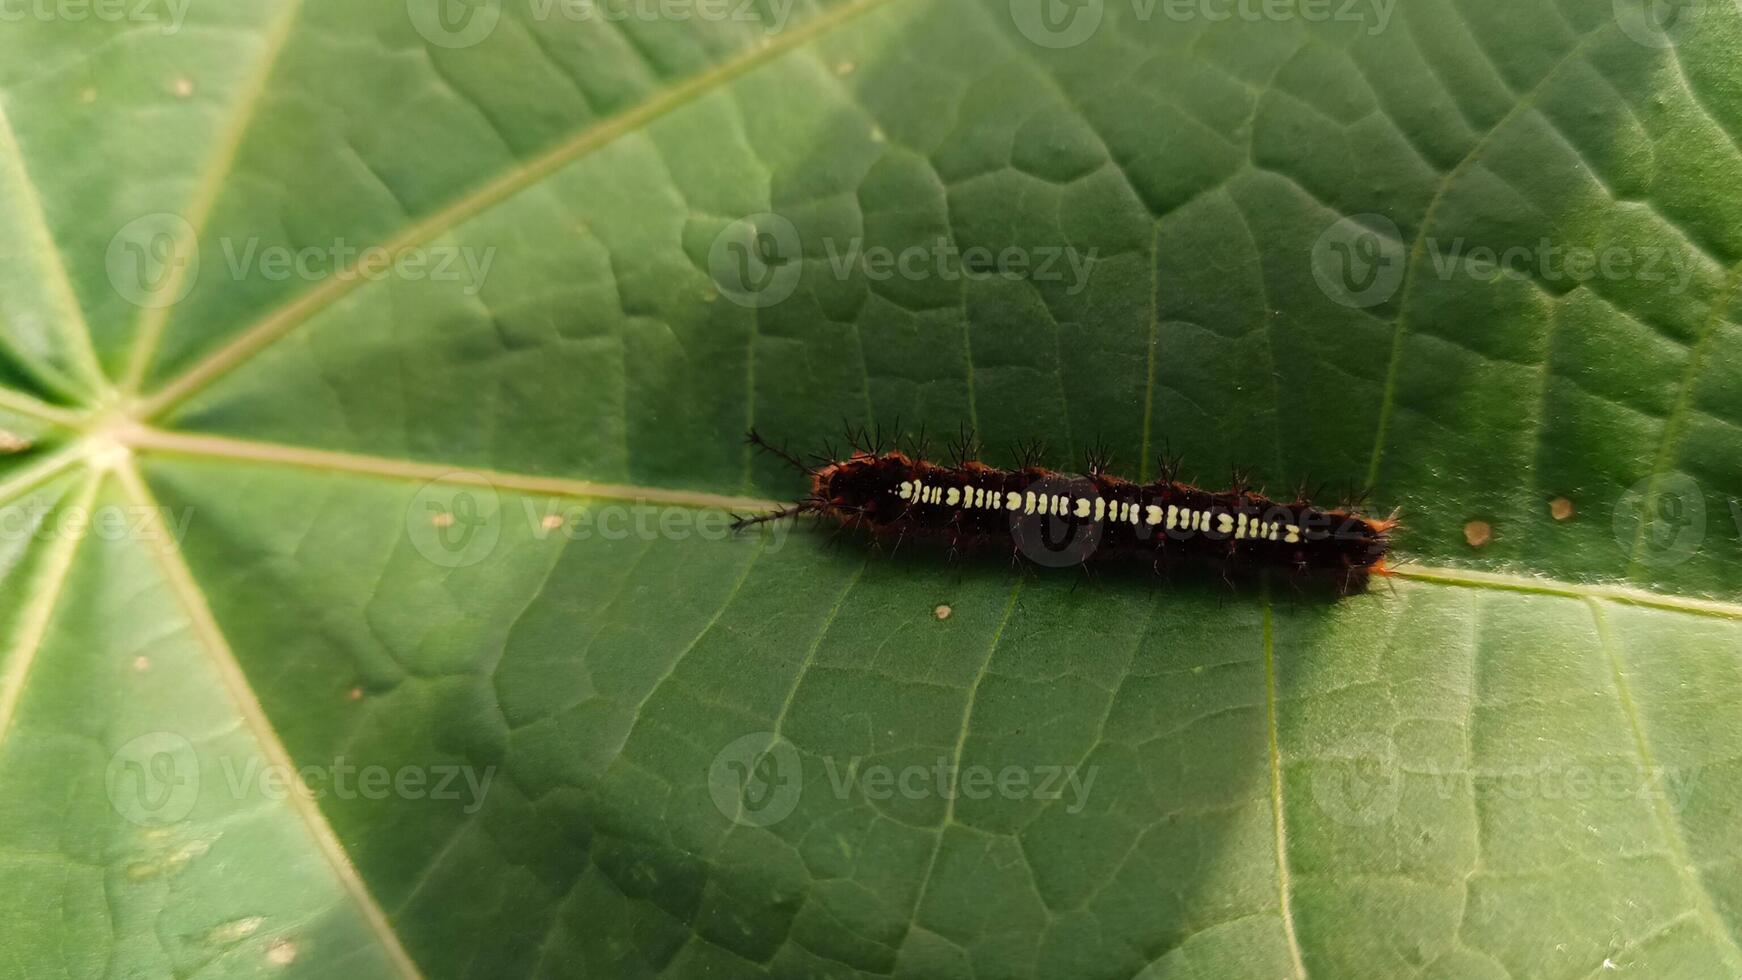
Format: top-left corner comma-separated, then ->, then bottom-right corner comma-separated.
3,1 -> 1742,977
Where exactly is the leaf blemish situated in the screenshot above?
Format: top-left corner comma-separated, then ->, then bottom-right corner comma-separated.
1464,521 -> 1493,548
934,604 -> 952,620
1550,497 -> 1575,521
266,939 -> 297,966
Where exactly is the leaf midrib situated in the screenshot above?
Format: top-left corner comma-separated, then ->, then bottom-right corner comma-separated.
115,425 -> 1742,622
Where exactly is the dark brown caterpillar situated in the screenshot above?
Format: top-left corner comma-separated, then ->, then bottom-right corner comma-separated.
736,426 -> 1395,589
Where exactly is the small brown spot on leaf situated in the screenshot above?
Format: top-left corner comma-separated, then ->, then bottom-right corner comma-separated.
431,511 -> 455,528
347,687 -> 363,701
133,656 -> 150,672
1550,497 -> 1574,521
540,514 -> 563,530
934,604 -> 952,620
1464,520 -> 1493,548
171,77 -> 194,97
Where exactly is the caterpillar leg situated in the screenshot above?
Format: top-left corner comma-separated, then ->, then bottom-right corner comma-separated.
730,504 -> 813,533
745,429 -> 812,473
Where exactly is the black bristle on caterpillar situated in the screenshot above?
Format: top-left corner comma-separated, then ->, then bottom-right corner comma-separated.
738,426 -> 1397,591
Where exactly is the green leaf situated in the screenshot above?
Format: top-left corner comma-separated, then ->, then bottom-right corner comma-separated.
4,0 -> 1742,977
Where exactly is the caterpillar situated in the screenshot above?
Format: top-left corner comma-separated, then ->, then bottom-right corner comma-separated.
735,426 -> 1396,589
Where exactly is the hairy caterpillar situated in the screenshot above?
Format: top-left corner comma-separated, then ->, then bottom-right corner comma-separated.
735,426 -> 1396,590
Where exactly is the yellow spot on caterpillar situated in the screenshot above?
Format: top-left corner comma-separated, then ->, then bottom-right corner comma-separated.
1075,498 -> 1092,518
1094,497 -> 1106,521
945,487 -> 960,507
1285,524 -> 1301,544
1145,505 -> 1163,525
1464,520 -> 1493,548
1166,505 -> 1178,529
934,604 -> 952,620
1550,497 -> 1574,521
897,481 -> 914,500
1024,492 -> 1037,515
1006,492 -> 1021,511
1217,513 -> 1234,534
